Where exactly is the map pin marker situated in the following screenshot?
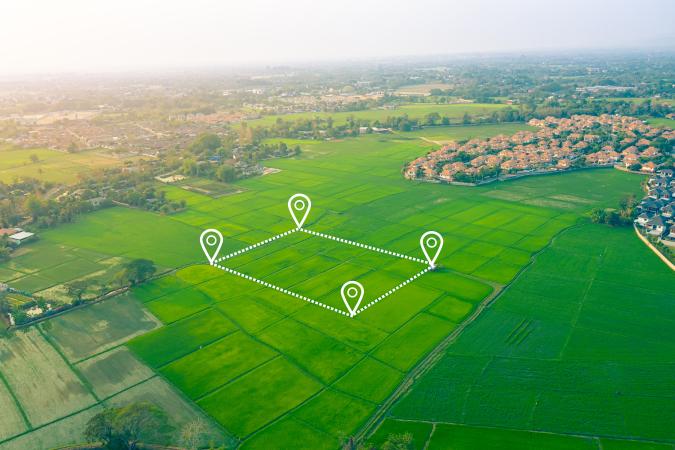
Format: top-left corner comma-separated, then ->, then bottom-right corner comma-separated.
341,281 -> 364,317
200,229 -> 224,265
288,193 -> 311,229
420,231 -> 443,269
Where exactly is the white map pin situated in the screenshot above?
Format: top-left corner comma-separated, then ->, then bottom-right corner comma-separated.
420,231 -> 443,269
288,193 -> 311,229
200,229 -> 224,265
341,281 -> 364,317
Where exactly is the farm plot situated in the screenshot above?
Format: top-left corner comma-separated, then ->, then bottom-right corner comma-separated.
75,347 -> 155,399
0,406 -> 104,450
0,240 -> 132,306
389,224 -> 675,444
0,146 -> 128,184
369,419 -> 675,450
0,379 -> 27,441
41,292 -> 161,362
243,103 -> 511,128
106,376 -> 233,448
0,328 -> 96,427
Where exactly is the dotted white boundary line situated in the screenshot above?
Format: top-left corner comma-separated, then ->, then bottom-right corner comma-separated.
214,228 -> 298,263
213,263 -> 350,317
299,228 -> 428,265
210,225 -> 433,317
355,267 -> 431,314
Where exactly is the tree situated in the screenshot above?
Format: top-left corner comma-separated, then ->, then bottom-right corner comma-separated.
84,402 -> 172,450
462,113 -> 472,125
189,133 -> 222,153
424,112 -> 441,126
182,158 -> 198,176
0,236 -> 10,262
605,209 -> 621,227
179,419 -> 208,450
120,259 -> 156,286
24,195 -> 43,221
381,433 -> 414,450
590,208 -> 606,224
216,165 -> 236,182
66,280 -> 90,302
29,154 -> 40,164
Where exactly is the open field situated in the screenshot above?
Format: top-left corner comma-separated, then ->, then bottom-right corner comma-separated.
0,125 -> 649,449
386,223 -> 675,444
0,240 -> 133,305
647,117 -> 675,128
605,97 -> 675,106
0,145 -> 131,184
244,103 -> 511,127
0,328 -> 96,427
394,83 -> 453,95
40,293 -> 161,361
397,123 -> 536,144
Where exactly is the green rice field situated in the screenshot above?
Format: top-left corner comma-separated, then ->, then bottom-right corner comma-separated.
0,124 -> 659,449
381,223 -> 675,446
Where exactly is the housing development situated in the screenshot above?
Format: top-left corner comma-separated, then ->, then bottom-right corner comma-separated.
405,114 -> 674,183
635,169 -> 675,250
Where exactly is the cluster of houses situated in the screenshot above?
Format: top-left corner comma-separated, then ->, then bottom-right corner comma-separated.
404,115 -> 674,183
634,169 -> 675,247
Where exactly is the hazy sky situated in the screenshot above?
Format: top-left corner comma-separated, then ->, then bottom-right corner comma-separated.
2,0 -> 674,74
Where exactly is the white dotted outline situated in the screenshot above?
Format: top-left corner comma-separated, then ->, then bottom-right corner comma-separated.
209,226 -> 433,317
299,228 -> 428,265
214,228 -> 299,263
213,263 -> 350,316
355,267 -> 430,314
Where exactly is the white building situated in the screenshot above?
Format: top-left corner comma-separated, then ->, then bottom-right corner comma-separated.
9,231 -> 35,245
